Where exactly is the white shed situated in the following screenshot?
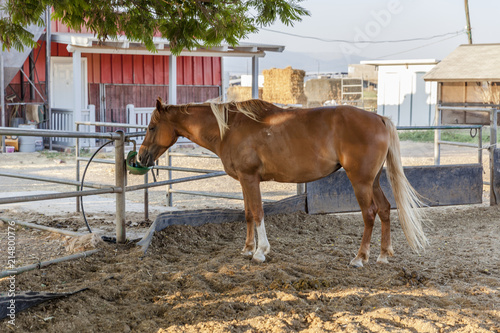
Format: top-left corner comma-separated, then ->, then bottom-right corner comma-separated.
361,59 -> 439,126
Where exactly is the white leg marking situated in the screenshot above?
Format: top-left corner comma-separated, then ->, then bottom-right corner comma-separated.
350,253 -> 369,268
376,254 -> 389,264
376,245 -> 394,264
350,257 -> 364,268
252,218 -> 270,263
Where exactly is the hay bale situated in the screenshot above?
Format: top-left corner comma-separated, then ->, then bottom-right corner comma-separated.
304,78 -> 342,107
262,67 -> 307,105
227,86 -> 263,102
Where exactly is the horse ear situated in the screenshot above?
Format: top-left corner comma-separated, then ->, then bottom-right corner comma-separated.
156,97 -> 163,111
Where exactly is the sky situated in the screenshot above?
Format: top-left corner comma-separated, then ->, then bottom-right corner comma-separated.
224,0 -> 500,75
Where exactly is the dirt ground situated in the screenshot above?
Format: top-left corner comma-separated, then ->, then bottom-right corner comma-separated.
1,142 -> 499,332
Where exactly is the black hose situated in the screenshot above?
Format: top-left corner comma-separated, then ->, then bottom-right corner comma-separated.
80,141 -> 114,233
80,143 -> 157,239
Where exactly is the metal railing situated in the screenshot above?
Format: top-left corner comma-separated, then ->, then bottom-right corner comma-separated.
163,124 -> 487,207
0,126 -> 127,241
397,124 -> 484,165
435,106 -> 498,166
74,121 -> 231,220
1,113 -> 498,242
75,121 -> 240,215
163,148 -> 278,207
0,125 -> 227,243
435,105 -> 498,205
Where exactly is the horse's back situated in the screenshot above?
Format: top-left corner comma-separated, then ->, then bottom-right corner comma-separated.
221,104 -> 390,183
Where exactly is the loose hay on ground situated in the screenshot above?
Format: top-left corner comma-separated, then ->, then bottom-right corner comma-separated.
1,206 -> 499,332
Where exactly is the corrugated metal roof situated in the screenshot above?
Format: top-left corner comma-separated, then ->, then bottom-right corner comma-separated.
423,44 -> 500,81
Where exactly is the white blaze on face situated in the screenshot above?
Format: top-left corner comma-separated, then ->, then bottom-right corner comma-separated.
253,218 -> 270,262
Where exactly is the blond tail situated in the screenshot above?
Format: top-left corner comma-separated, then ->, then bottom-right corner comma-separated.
383,117 -> 429,252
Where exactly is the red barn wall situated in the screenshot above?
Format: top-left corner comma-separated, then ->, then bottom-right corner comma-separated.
8,41 -> 222,125
10,42 -> 222,86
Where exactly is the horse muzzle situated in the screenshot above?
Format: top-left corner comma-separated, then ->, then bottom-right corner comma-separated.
138,149 -> 155,167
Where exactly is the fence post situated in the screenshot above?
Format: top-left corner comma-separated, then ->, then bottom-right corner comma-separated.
490,109 -> 498,206
434,105 -> 441,165
492,148 -> 500,206
167,148 -> 173,206
89,104 -> 96,147
478,128 -> 483,165
76,123 -> 81,212
144,172 -> 149,221
115,130 -> 127,243
297,183 -> 305,195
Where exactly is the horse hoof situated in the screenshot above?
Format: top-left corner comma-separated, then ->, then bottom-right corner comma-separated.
252,250 -> 266,263
350,258 -> 364,268
376,256 -> 390,264
241,250 -> 253,257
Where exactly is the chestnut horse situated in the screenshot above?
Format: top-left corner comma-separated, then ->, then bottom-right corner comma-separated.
139,98 -> 428,266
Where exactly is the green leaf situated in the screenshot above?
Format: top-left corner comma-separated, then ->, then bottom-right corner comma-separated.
0,0 -> 310,54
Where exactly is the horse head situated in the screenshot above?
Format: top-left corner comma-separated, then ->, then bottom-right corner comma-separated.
138,98 -> 179,167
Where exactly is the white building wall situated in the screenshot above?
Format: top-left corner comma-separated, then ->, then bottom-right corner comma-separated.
241,74 -> 264,87
372,62 -> 438,126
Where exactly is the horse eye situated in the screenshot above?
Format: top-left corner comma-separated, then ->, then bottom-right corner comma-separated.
149,126 -> 155,131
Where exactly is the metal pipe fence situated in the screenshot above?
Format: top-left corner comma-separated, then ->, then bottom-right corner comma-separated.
0,170 -> 113,189
0,127 -> 121,140
0,117 -> 497,243
434,106 -> 498,166
163,124 -> 487,207
434,106 -> 498,203
397,124 -> 484,165
0,187 -> 122,205
0,125 -> 228,242
164,145 -> 293,206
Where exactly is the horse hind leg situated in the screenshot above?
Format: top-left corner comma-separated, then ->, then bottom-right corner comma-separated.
349,179 -> 378,268
373,172 -> 394,264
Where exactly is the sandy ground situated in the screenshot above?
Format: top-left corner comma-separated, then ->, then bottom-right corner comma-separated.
0,206 -> 499,332
0,141 -> 499,332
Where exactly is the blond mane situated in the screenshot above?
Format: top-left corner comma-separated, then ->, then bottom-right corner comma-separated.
210,100 -> 275,139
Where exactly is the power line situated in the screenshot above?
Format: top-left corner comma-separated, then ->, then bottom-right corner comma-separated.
260,27 -> 466,44
375,32 -> 466,59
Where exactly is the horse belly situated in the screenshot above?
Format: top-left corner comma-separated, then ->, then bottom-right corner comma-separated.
259,146 -> 339,183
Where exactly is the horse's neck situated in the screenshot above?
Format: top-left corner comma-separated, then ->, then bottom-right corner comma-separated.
173,106 -> 221,154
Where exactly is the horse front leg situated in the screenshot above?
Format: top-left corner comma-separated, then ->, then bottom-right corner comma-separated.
241,197 -> 256,257
240,175 -> 270,263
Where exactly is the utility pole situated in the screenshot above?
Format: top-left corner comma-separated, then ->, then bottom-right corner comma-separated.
464,0 -> 473,44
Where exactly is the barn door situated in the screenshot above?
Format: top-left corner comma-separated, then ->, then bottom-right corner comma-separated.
50,57 -> 88,109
